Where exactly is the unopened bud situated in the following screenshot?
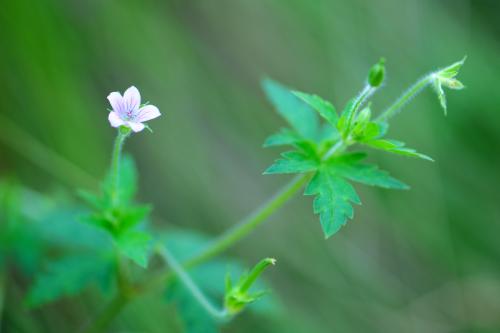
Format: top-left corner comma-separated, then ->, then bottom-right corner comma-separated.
368,58 -> 386,87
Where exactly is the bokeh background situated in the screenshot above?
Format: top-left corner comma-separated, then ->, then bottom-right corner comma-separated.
1,0 -> 500,332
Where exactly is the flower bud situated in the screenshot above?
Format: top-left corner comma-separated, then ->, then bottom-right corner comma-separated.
368,58 -> 386,87
224,258 -> 276,315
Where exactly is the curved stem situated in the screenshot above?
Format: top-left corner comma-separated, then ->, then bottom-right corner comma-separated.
345,85 -> 375,132
158,247 -> 229,319
377,74 -> 434,122
183,174 -> 312,269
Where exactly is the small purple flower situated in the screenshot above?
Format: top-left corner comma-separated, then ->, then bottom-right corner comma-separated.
107,86 -> 161,132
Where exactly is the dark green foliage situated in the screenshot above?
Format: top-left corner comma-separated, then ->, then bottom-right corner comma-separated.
0,182 -> 44,275
27,254 -> 114,307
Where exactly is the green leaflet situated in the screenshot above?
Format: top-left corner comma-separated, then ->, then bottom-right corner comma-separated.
305,153 -> 408,238
433,79 -> 448,114
263,128 -> 303,147
262,78 -> 320,140
27,254 -> 114,307
305,167 -> 360,238
293,91 -> 338,127
432,57 -> 466,114
264,150 -> 319,175
328,153 -> 409,189
116,230 -> 152,268
361,139 -> 433,161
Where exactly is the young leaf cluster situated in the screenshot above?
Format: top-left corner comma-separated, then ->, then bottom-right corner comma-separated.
79,154 -> 152,268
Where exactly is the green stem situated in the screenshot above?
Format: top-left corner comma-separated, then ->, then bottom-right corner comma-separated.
158,247 -> 229,319
110,129 -> 129,206
183,174 -> 312,269
239,258 -> 276,292
81,174 -> 311,332
377,74 -> 434,122
345,85 -> 375,132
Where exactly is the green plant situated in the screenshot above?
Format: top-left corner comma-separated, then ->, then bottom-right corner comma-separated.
11,58 -> 465,332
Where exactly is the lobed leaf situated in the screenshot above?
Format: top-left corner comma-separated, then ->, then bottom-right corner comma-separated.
362,139 -> 433,161
263,128 -> 303,147
304,153 -> 408,238
305,167 -> 360,238
293,91 -> 338,127
262,78 -> 320,140
329,153 -> 409,189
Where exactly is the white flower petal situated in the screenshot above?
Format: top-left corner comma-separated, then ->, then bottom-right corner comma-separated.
127,121 -> 145,132
123,86 -> 141,112
108,112 -> 125,128
107,92 -> 125,115
136,105 -> 161,122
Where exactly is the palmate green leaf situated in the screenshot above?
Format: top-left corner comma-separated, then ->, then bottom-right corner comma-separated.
305,153 -> 408,238
27,254 -> 114,307
293,91 -> 338,127
116,230 -> 152,268
262,78 -> 320,141
362,139 -> 433,161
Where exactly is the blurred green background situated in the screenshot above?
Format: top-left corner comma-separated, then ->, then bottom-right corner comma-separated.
1,0 -> 500,332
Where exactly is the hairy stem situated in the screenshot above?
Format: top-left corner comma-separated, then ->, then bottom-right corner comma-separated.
182,174 -> 312,269
110,130 -> 129,206
158,247 -> 229,319
377,74 -> 434,121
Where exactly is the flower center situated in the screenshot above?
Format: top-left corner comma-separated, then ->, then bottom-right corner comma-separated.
125,110 -> 135,120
